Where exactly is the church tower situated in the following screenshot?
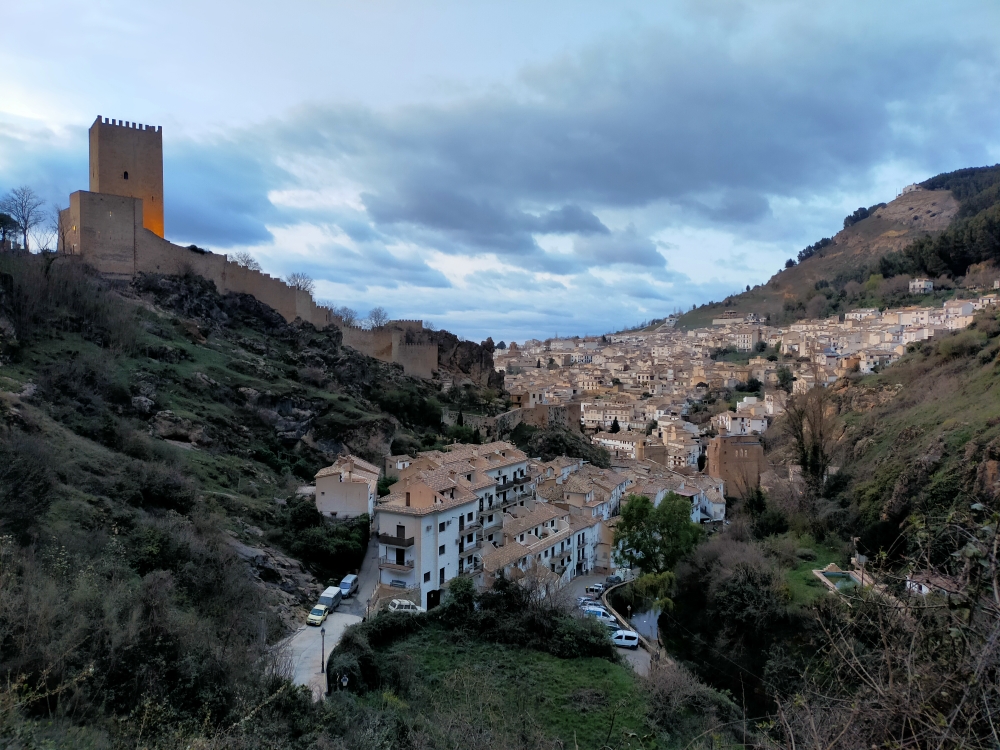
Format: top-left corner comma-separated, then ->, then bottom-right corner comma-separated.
89,116 -> 164,237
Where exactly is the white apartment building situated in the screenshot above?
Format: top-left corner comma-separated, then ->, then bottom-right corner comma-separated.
376,480 -> 481,610
314,455 -> 380,520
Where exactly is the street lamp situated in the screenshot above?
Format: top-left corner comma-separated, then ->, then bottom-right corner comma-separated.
627,605 -> 632,621
340,674 -> 349,691
320,627 -> 326,674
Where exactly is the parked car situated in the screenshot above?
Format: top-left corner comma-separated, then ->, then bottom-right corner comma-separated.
585,583 -> 604,595
318,586 -> 342,610
579,601 -> 609,614
306,604 -> 329,626
611,629 -> 640,649
339,574 -> 359,598
605,575 -> 623,586
576,596 -> 595,606
387,599 -> 426,614
582,607 -> 616,625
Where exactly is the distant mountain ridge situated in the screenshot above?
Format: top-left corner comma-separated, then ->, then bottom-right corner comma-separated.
677,164 -> 1000,330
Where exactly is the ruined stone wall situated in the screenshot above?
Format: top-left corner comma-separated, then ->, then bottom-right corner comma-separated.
491,408 -> 524,437
519,404 -> 574,430
391,336 -> 438,379
59,189 -> 460,378
341,326 -> 395,361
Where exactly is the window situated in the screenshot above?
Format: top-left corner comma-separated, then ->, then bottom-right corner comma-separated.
439,568 -> 445,585
439,522 -> 446,532
487,514 -> 494,523
424,571 -> 431,582
438,545 -> 445,555
123,171 -> 128,180
467,512 -> 474,521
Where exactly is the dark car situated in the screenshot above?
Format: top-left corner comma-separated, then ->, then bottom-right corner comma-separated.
605,575 -> 623,586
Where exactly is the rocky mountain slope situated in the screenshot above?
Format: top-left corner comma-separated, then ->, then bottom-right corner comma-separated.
677,184 -> 960,329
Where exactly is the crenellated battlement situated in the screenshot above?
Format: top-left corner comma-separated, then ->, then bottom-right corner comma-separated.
96,116 -> 162,133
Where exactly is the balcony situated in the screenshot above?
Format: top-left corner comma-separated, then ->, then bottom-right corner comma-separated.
496,477 -> 529,492
378,556 -> 415,572
378,533 -> 415,547
459,540 -> 482,554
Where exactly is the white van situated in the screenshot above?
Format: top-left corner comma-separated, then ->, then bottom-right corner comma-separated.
611,629 -> 640,649
318,586 -> 342,610
582,607 -> 616,625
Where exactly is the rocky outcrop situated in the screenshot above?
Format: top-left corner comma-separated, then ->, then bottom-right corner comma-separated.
831,379 -> 903,414
226,531 -> 323,632
974,437 -> 1000,501
151,410 -> 213,445
413,329 -> 504,390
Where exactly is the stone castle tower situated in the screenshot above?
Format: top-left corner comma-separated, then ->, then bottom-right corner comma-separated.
88,117 -> 165,237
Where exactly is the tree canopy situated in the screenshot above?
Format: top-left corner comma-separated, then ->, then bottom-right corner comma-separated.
613,493 -> 703,574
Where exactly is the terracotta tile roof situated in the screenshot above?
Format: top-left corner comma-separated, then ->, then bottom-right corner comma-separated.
502,504 -> 562,538
378,490 -> 478,517
481,541 -> 530,572
315,454 -> 380,479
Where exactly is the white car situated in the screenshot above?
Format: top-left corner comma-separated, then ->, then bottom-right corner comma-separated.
387,599 -> 426,614
576,596 -> 595,606
585,583 -> 604,595
611,629 -> 640,649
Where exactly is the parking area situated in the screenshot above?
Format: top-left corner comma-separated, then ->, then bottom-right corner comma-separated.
284,611 -> 361,700
565,573 -> 653,676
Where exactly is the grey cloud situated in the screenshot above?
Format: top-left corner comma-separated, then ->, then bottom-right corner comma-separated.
574,225 -> 665,267
301,242 -> 452,291
164,138 -> 288,246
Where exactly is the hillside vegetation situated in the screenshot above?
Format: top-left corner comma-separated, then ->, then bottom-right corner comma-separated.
677,164 -> 1000,329
0,255 -> 525,747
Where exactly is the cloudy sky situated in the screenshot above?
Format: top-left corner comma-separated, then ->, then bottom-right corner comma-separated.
2,1 -> 999,342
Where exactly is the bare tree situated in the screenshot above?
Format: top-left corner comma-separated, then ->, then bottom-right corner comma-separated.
333,306 -> 358,327
782,386 -> 835,500
29,207 -> 61,253
231,250 -> 262,271
367,306 -> 389,329
0,186 -> 45,251
285,272 -> 315,295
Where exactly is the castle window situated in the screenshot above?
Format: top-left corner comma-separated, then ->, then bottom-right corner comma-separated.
123,171 -> 128,180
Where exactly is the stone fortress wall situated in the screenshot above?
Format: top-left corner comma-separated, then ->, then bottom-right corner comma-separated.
58,116 -> 438,379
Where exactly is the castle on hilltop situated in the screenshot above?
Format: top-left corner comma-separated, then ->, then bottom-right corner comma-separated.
58,116 -> 437,378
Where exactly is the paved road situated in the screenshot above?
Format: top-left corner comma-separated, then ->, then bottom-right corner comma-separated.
285,611 -> 361,700
284,534 -> 378,700
340,534 -> 380,619
563,574 -> 653,677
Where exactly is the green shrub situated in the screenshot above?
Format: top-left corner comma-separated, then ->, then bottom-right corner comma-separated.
937,329 -> 987,359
